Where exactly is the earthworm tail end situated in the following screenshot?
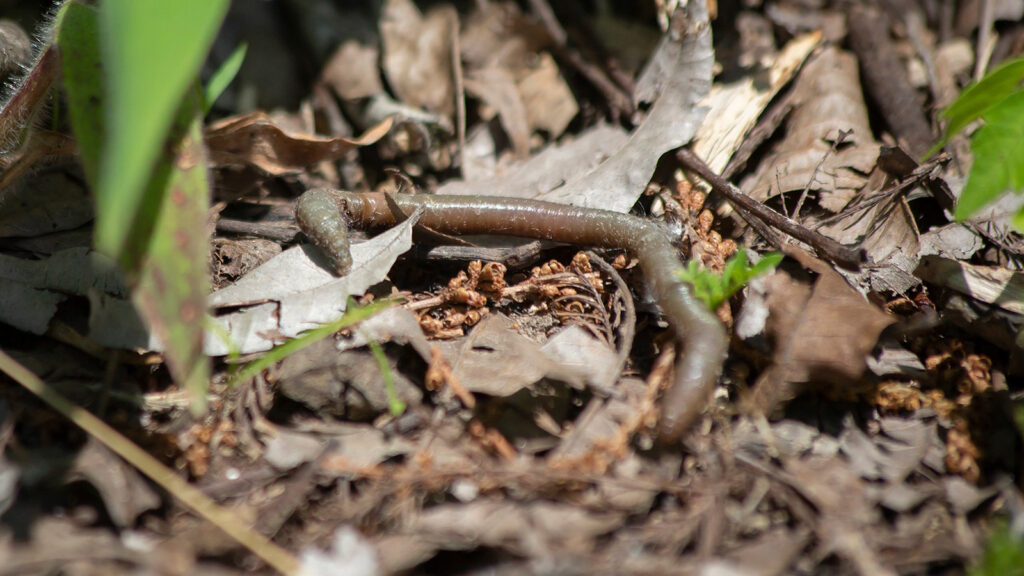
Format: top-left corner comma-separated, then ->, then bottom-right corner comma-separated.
295,188 -> 353,275
636,232 -> 729,443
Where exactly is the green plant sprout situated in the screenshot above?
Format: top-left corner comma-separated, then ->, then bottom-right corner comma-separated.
969,520 -> 1024,576
929,55 -> 1024,225
366,338 -> 407,417
676,248 -> 783,311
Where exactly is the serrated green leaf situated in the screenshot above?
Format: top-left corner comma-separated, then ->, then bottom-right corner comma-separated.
930,56 -> 1024,157
131,88 -> 211,414
954,90 -> 1024,220
95,0 -> 229,263
57,2 -> 103,188
203,42 -> 247,115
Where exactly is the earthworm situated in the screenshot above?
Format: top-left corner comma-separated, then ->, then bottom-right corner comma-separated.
295,188 -> 728,442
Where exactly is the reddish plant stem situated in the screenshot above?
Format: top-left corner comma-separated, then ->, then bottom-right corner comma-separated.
295,188 -> 729,442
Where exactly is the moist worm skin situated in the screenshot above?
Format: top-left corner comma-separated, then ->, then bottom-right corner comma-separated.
295,188 -> 728,442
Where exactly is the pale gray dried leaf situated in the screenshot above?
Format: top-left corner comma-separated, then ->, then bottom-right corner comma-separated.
866,342 -> 926,378
915,256 -> 1024,316
440,313 -> 616,397
550,377 -> 647,462
337,305 -> 432,360
919,224 -> 983,260
464,66 -> 530,157
68,438 -> 161,528
943,476 -> 997,515
536,0 -> 712,212
871,481 -> 933,512
206,211 -> 419,355
275,342 -> 422,420
0,247 -> 126,297
518,53 -> 578,138
839,416 -> 935,483
300,526 -> 380,576
262,427 -> 326,471
407,499 -> 622,557
539,324 -> 620,392
742,47 -> 878,206
438,123 -> 627,197
380,0 -> 456,118
733,418 -> 839,460
298,420 -> 414,470
0,171 -> 92,237
322,40 -> 383,101
0,278 -> 64,334
703,527 -> 811,576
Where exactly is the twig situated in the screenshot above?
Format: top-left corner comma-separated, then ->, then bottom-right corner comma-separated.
676,148 -> 865,270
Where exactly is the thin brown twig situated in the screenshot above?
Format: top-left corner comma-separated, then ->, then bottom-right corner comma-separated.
676,148 -> 865,271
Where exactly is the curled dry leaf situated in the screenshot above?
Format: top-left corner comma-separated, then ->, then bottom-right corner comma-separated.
204,111 -> 393,175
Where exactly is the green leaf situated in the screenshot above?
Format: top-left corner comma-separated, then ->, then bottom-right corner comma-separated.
970,521 -> 1024,576
57,2 -> 103,188
929,56 -> 1024,157
95,0 -> 229,262
203,42 -> 247,115
954,90 -> 1024,220
131,88 -> 212,413
676,250 -> 782,311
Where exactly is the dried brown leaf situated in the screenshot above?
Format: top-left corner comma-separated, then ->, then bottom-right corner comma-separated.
204,112 -> 392,175
748,246 -> 895,413
380,0 -> 456,118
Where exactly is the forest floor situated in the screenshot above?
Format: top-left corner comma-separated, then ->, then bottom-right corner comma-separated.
0,0 -> 1022,574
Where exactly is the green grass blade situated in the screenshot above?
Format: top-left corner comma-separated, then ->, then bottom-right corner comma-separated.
203,42 -> 247,115
95,0 -> 229,262
232,300 -> 394,385
367,338 -> 407,417
0,349 -> 301,575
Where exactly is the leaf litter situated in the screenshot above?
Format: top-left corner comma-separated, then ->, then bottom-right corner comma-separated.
0,1 -> 1022,575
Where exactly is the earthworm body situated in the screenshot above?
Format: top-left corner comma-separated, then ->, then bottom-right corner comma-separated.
295,188 -> 728,442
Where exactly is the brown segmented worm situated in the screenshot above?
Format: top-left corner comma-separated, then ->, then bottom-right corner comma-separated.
295,188 -> 728,442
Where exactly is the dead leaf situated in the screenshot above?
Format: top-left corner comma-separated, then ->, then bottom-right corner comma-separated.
275,341 -> 423,420
692,31 -> 821,174
438,123 -> 628,198
741,46 -> 879,208
463,67 -> 531,157
321,40 -> 383,101
0,167 -> 91,237
206,210 -> 420,355
68,438 -> 161,529
915,256 -> 1024,315
380,0 -> 456,118
406,499 -> 623,557
748,246 -> 895,414
205,112 -> 392,175
437,313 -> 618,397
536,0 -> 713,212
